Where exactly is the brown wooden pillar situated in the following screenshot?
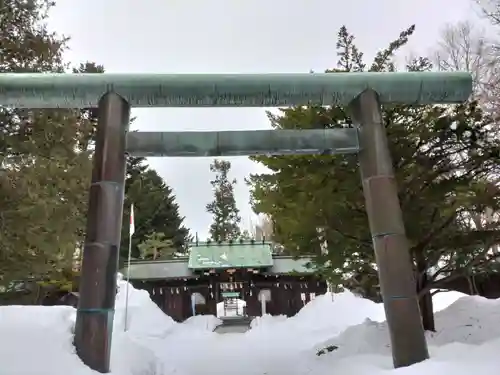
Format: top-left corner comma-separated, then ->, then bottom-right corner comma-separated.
350,89 -> 429,368
74,93 -> 130,373
181,288 -> 192,321
293,283 -> 304,316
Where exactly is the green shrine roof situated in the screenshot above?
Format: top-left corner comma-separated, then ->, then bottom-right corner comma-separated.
125,255 -> 316,280
188,241 -> 273,270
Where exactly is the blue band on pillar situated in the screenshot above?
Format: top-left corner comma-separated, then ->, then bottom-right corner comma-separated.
77,308 -> 114,313
388,296 -> 411,300
372,232 -> 400,239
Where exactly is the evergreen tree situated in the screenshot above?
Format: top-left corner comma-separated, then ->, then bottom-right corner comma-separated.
138,232 -> 176,260
240,229 -> 253,240
206,159 -> 241,241
248,25 -> 500,331
0,0 -> 101,284
120,158 -> 191,261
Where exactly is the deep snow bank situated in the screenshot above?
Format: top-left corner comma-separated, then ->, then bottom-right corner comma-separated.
244,291 -> 386,352
115,274 -> 177,337
182,314 -> 222,332
310,338 -> 500,375
247,289 -> 467,351
0,276 -> 485,375
0,305 -> 160,375
313,294 -> 500,360
250,291 -> 385,340
134,288 -> 500,375
0,275 -> 173,375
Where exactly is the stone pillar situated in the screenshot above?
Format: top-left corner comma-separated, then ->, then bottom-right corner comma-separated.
74,93 -> 130,373
349,89 -> 429,368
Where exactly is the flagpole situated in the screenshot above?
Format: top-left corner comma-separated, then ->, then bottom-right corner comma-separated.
124,203 -> 134,332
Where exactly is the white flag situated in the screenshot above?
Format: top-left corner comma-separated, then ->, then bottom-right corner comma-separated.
129,204 -> 135,237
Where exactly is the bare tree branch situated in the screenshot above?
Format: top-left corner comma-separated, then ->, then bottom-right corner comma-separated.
476,0 -> 500,26
431,20 -> 500,112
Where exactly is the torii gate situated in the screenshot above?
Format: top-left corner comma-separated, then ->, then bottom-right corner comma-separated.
0,72 -> 472,372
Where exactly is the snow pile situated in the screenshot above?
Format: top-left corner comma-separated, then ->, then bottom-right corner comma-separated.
313,294 -> 500,361
115,275 -> 177,337
427,295 -> 500,345
137,288 -> 500,375
0,305 -> 160,375
309,338 -> 500,375
291,290 -> 386,330
432,290 -> 468,312
0,306 -> 82,375
248,290 -> 386,348
181,315 -> 222,332
250,313 -> 288,328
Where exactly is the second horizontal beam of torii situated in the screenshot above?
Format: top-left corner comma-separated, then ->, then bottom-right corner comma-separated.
125,128 -> 360,157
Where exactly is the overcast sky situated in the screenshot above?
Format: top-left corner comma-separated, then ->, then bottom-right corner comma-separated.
48,0 -> 478,239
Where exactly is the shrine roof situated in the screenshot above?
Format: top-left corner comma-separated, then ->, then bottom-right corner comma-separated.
126,258 -> 193,280
124,254 -> 316,280
188,241 -> 273,270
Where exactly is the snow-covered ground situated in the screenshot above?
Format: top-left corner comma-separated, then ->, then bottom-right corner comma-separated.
1,278 -> 500,375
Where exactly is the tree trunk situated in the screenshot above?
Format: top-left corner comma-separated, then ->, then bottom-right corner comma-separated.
34,284 -> 42,304
415,252 -> 436,332
418,287 -> 435,331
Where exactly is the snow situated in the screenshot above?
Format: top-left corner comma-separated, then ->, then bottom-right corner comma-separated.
2,277 -> 500,375
181,315 -> 222,332
114,275 -> 176,338
0,304 -> 160,375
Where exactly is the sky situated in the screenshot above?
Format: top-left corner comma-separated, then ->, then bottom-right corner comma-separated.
48,0 -> 479,239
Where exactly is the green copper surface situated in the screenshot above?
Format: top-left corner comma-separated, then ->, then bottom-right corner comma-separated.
188,242 -> 273,270
0,72 -> 472,108
125,129 -> 360,157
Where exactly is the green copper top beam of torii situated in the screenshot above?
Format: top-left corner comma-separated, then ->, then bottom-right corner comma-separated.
0,72 -> 472,108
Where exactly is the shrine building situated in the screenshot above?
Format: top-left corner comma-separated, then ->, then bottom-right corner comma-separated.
125,240 -> 327,322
